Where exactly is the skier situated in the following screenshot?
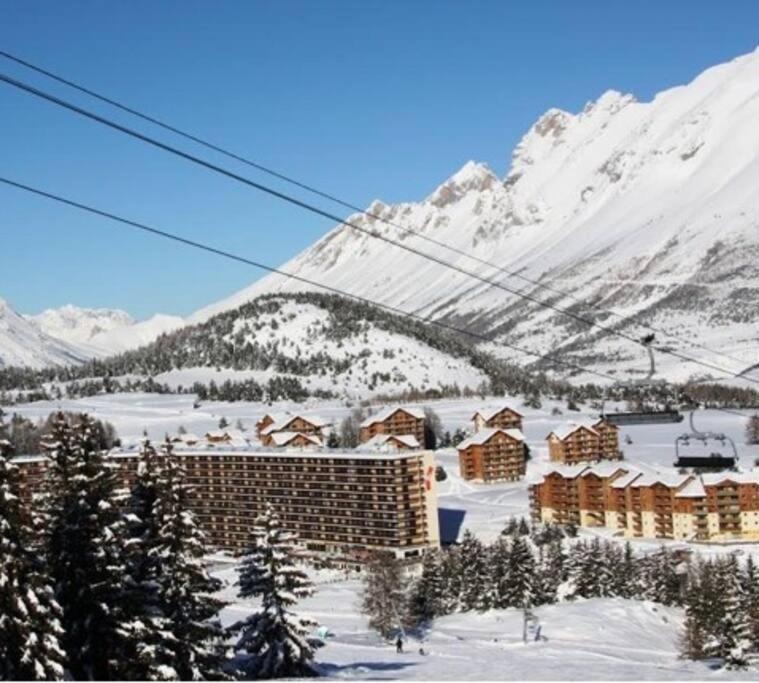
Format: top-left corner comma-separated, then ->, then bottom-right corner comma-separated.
396,635 -> 404,654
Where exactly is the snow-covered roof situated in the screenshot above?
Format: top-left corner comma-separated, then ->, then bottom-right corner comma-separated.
261,413 -> 331,435
205,430 -> 231,439
701,472 -> 759,487
357,434 -> 421,451
629,472 -> 691,489
675,478 -> 707,498
579,461 -> 628,478
457,428 -> 524,450
179,432 -> 200,443
547,422 -> 599,440
269,431 -> 322,447
471,406 -> 523,422
360,406 -> 425,427
611,471 -> 644,489
540,463 -> 591,480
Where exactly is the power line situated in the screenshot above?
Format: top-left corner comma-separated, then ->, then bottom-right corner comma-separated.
0,175 -> 620,384
1,71 -> 755,387
0,48 -> 747,369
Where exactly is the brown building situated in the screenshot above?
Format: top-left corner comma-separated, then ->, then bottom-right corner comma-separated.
546,421 -> 620,464
359,407 -> 425,447
457,428 -> 526,482
357,434 -> 421,451
530,465 -> 759,543
12,447 -> 440,562
471,407 -> 523,433
261,431 -> 322,448
257,413 -> 330,445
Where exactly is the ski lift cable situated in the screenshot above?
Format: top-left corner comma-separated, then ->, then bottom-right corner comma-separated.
0,48 -> 749,371
1,71 -> 757,388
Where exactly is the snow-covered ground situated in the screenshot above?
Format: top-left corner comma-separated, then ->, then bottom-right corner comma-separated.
212,563 -> 754,681
8,390 -> 759,678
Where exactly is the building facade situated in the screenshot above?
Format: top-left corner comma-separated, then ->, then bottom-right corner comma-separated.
471,407 -> 523,433
12,447 -> 440,562
530,465 -> 759,542
546,420 -> 621,464
457,428 -> 526,482
359,407 -> 426,447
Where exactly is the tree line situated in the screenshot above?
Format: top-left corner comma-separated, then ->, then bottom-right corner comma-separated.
362,519 -> 758,671
0,412 -> 321,680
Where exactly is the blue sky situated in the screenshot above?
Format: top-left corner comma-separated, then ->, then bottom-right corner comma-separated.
2,1 -> 758,319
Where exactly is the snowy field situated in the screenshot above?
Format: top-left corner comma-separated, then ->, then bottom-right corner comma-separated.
7,391 -> 759,678
211,563 -> 756,681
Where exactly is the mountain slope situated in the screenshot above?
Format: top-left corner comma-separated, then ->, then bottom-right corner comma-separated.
0,298 -> 87,369
28,305 -> 183,359
197,49 -> 759,384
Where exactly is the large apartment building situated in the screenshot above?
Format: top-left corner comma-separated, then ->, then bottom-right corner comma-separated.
12,447 -> 440,563
546,419 -> 621,464
530,464 -> 759,542
359,407 -> 426,447
457,428 -> 526,482
471,407 -> 523,433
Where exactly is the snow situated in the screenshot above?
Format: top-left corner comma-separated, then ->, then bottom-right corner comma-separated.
27,305 -> 183,359
457,427 -> 524,449
213,565 -> 755,681
0,297 -> 87,369
190,49 -> 759,385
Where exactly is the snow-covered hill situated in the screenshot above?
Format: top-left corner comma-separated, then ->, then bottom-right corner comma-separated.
27,304 -> 183,360
0,298 -> 87,369
197,49 -> 759,384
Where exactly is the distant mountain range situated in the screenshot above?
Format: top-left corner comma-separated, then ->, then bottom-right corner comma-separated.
4,49 -> 759,384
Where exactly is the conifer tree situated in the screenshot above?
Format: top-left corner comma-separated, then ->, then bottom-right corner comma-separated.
361,551 -> 409,638
408,549 -> 447,624
229,504 -> 321,679
121,440 -> 178,680
489,537 -> 512,609
458,530 -> 490,611
440,546 -> 463,613
153,440 -> 227,680
712,557 -> 752,669
0,440 -> 66,680
39,412 -> 138,680
503,536 -> 535,608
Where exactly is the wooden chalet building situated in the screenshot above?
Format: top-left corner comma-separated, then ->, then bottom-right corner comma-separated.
546,420 -> 621,465
457,428 -> 526,482
358,434 -> 421,452
471,406 -> 523,433
530,465 -> 759,542
257,412 -> 331,447
359,407 -> 426,447
11,446 -> 441,562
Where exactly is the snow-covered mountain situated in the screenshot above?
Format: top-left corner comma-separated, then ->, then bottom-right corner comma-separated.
197,49 -> 759,384
0,298 -> 88,369
27,304 -> 183,360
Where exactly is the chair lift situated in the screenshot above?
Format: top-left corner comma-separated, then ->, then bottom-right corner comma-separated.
600,335 -> 684,426
674,404 -> 738,470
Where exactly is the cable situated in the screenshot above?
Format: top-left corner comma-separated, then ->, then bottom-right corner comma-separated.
0,175 -> 621,384
1,71 -> 755,387
1,48 -> 747,369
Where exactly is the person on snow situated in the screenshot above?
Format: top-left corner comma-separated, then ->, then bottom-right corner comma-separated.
396,636 -> 403,653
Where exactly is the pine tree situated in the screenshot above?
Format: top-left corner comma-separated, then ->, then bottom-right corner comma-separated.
742,555 -> 759,651
121,440 -> 178,680
440,546 -> 463,613
489,537 -> 511,609
407,549 -> 447,624
712,557 -> 752,669
229,504 -> 321,679
0,441 -> 66,680
39,412 -> 138,680
503,536 -> 535,608
361,551 -> 408,638
153,440 -> 228,680
458,530 -> 490,611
